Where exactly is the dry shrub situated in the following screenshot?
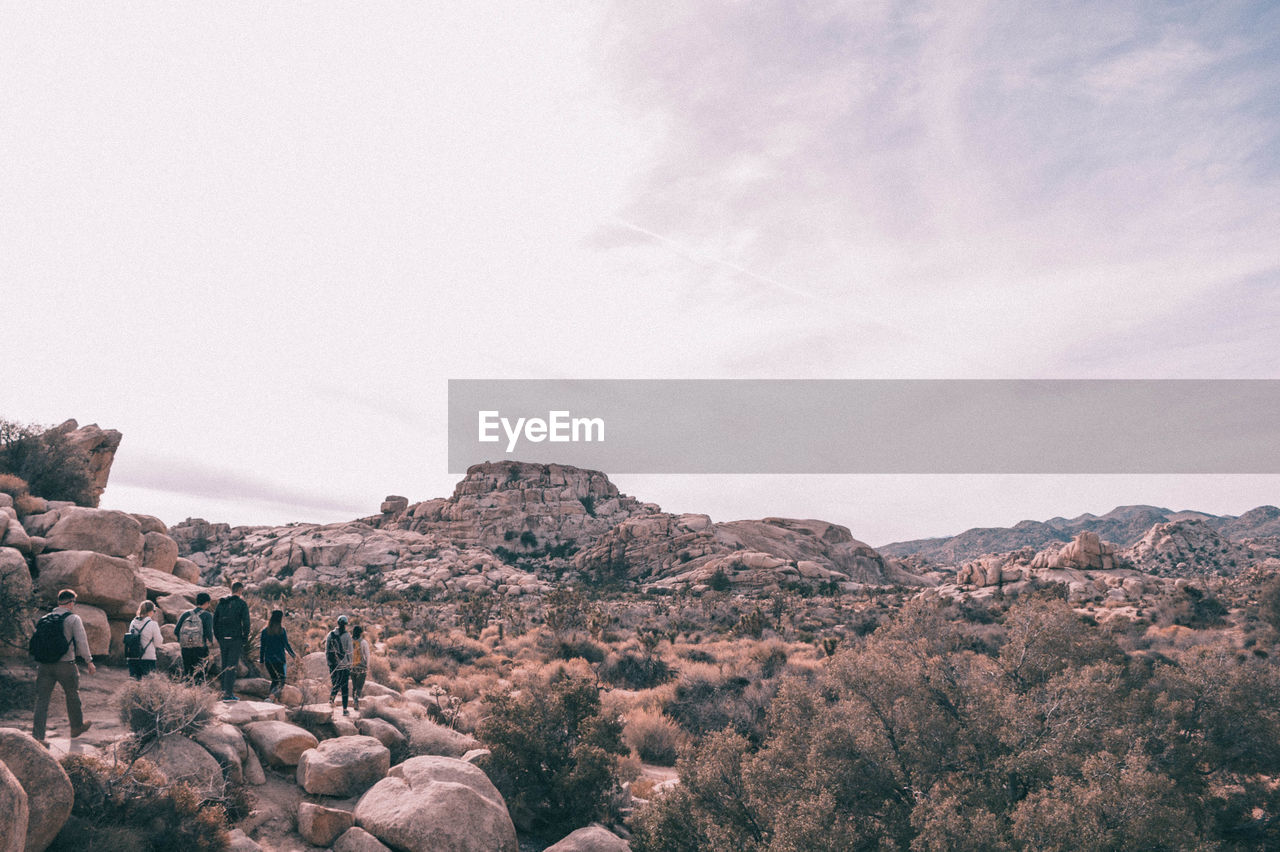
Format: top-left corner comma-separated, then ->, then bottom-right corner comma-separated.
14,493 -> 45,515
369,653 -> 393,685
118,675 -> 218,742
0,472 -> 28,497
629,776 -> 657,800
623,707 -> 687,766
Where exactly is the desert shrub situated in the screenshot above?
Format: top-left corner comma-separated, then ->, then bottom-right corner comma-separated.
623,707 -> 686,766
749,640 -> 790,679
599,650 -> 673,690
0,419 -> 96,505
369,652 -> 393,685
118,675 -> 218,742
52,754 -> 229,852
477,674 -> 627,839
0,472 -> 29,497
555,635 -> 606,663
415,632 -> 486,665
664,663 -> 774,743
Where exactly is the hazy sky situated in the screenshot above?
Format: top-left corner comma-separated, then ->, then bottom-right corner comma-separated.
4,2 -> 1278,545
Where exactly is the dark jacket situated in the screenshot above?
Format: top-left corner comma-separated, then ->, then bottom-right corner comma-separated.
175,608 -> 214,647
213,595 -> 251,641
259,629 -> 296,664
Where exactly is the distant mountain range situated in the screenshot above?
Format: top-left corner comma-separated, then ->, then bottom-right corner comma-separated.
880,504 -> 1280,565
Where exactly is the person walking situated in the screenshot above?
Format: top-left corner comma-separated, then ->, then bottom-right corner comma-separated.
125,600 -> 163,679
31,589 -> 96,742
258,609 -> 297,701
325,615 -> 353,715
213,581 -> 251,701
175,592 -> 216,682
349,624 -> 371,711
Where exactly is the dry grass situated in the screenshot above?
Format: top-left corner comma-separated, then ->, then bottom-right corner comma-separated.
623,707 -> 686,766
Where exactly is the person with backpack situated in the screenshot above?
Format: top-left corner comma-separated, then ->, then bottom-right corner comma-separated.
326,615 -> 354,715
31,589 -> 96,743
349,624 -> 371,711
213,581 -> 251,701
124,600 -> 163,679
175,592 -> 216,681
258,609 -> 297,701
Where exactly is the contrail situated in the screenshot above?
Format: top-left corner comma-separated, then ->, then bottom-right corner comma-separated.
614,218 -> 824,302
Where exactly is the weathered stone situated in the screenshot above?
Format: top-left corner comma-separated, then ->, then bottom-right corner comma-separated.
0,759 -> 28,852
171,557 -> 201,583
355,717 -> 408,751
75,604 -> 110,657
131,514 -> 168,535
52,420 -> 122,508
298,802 -> 355,846
298,735 -> 390,797
44,507 -> 142,558
146,734 -> 224,796
354,755 -> 517,852
243,742 -> 267,785
243,721 -> 318,768
0,727 -> 73,852
156,593 -> 193,623
0,548 -> 32,607
142,532 -> 179,574
225,828 -> 263,851
216,701 -> 287,726
35,550 -> 145,617
193,723 -> 249,786
334,827 -> 392,852
545,825 -> 632,852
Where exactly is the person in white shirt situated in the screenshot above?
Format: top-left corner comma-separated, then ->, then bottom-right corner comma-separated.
32,588 -> 96,742
126,599 -> 164,679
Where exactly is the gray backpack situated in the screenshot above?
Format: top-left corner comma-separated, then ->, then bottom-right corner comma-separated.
179,610 -> 205,649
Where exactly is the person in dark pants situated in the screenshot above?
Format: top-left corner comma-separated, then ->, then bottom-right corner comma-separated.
175,593 -> 215,681
126,600 -> 163,679
213,581 -> 251,701
349,624 -> 371,711
32,589 -> 96,742
258,609 -> 297,701
326,615 -> 353,715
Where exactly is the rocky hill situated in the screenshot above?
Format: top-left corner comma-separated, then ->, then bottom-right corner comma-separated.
171,461 -> 921,595
881,503 -> 1280,564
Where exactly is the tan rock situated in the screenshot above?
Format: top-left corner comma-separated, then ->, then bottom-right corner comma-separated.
145,734 -> 224,797
0,547 -> 32,605
355,717 -> 408,751
74,604 -> 110,657
132,514 -> 168,535
354,755 -> 517,852
243,720 -> 318,768
52,420 -> 122,508
172,557 -> 201,583
142,532 -> 179,574
0,727 -> 73,852
298,735 -> 390,797
334,827 -> 393,852
35,550 -> 144,617
298,802 -> 356,846
545,825 -> 631,852
43,507 -> 142,558
0,759 -> 28,852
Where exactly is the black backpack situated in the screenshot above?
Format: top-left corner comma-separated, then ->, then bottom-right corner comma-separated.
325,630 -> 342,670
123,618 -> 152,660
214,596 -> 241,639
30,612 -> 71,664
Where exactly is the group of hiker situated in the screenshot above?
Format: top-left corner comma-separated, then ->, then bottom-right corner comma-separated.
30,580 -> 373,742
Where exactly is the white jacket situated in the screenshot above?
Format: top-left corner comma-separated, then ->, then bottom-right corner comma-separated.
128,616 -> 163,661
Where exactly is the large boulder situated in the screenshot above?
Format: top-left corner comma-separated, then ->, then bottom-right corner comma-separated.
0,760 -> 28,852
302,651 -> 330,681
355,717 -> 408,751
545,825 -> 631,851
131,514 -> 168,535
35,550 -> 144,617
354,755 -> 517,852
52,420 -> 122,508
43,508 -> 142,558
172,557 -> 201,583
335,827 -> 392,852
298,802 -> 355,847
76,604 -> 111,657
0,727 -> 74,852
146,734 -> 225,796
193,723 -> 249,786
0,547 -> 31,604
243,721 -> 318,768
298,735 -> 390,797
141,532 -> 179,574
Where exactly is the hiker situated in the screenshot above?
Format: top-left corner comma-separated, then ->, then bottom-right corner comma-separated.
258,609 -> 297,701
350,624 -> 371,710
31,589 -> 96,742
175,592 -> 216,681
213,581 -> 251,701
125,600 -> 164,680
326,615 -> 354,715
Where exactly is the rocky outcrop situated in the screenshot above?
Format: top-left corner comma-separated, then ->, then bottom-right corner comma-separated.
0,727 -> 74,852
297,735 -> 390,797
35,550 -> 145,617
355,755 -> 518,852
1031,531 -> 1122,572
1124,519 -> 1251,576
43,507 -> 143,559
51,420 -> 122,508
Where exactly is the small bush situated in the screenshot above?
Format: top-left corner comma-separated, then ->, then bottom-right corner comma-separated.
0,420 -> 96,505
600,651 -> 673,690
118,675 -> 218,742
0,472 -> 29,497
556,636 -> 606,663
623,708 -> 686,766
53,754 -> 229,852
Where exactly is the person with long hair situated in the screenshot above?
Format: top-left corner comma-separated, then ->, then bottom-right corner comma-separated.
349,624 -> 372,710
125,599 -> 163,680
258,609 -> 297,701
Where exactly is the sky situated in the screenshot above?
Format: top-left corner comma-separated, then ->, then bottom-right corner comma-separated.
3,1 -> 1279,546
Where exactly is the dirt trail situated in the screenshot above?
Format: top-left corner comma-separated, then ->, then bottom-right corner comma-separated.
0,659 -> 132,748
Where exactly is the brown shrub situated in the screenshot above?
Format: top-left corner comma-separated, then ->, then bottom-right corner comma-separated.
624,707 -> 687,766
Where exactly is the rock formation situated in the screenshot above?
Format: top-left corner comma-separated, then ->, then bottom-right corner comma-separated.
49,420 -> 123,508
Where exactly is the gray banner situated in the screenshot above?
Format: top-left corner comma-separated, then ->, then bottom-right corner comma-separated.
447,380 -> 1280,474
